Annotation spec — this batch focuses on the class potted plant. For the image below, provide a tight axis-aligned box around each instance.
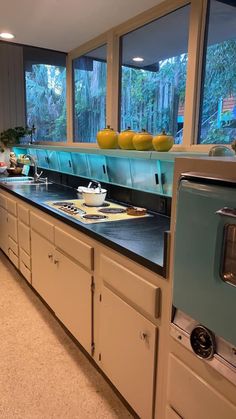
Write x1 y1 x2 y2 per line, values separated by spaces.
0 125 35 152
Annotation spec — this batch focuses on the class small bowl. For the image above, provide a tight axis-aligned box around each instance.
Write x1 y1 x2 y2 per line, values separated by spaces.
82 189 107 206
0 165 7 174
7 167 22 176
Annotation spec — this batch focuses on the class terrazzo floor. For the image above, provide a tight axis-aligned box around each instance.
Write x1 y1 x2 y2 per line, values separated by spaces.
0 251 133 419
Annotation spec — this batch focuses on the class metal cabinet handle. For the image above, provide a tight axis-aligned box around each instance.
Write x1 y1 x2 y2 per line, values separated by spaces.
216 207 236 218
139 332 148 341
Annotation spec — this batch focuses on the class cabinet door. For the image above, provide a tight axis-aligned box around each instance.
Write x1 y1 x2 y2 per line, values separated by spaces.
166 406 182 419
100 286 157 419
8 213 18 242
0 207 8 254
18 221 30 254
53 249 92 354
167 355 236 419
31 230 56 310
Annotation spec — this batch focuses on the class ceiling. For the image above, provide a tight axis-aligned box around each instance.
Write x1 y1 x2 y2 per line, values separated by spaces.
0 0 165 53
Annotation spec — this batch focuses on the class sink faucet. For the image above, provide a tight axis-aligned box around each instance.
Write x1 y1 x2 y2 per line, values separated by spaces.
23 154 43 182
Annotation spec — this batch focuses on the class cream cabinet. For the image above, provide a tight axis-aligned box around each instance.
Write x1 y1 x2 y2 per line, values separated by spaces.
31 230 56 309
31 228 93 354
167 355 236 419
97 253 161 419
0 193 19 267
0 190 167 419
53 248 92 353
100 286 157 419
0 205 8 254
166 406 182 419
18 204 31 282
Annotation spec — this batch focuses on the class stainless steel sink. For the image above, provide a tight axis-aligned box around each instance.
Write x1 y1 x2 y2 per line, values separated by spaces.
0 176 52 186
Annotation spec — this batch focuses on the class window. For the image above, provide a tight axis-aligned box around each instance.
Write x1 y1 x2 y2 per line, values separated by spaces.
198 0 236 144
24 47 67 142
120 5 190 144
73 45 107 142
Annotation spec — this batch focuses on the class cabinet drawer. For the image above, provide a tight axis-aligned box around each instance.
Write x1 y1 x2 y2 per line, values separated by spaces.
8 213 18 242
18 205 30 225
9 236 18 256
8 248 19 268
167 355 236 419
30 212 54 242
6 197 17 216
100 255 160 318
100 286 157 419
166 406 182 419
0 194 7 209
18 222 30 254
20 248 31 270
55 227 93 270
20 259 31 283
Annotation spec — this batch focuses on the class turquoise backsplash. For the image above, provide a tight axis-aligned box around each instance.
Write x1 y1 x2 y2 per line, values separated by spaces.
13 146 206 197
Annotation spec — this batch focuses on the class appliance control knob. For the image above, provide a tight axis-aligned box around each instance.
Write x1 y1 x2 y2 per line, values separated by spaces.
190 325 216 360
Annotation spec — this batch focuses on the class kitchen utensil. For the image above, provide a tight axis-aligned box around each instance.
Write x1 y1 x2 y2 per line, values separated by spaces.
77 181 107 206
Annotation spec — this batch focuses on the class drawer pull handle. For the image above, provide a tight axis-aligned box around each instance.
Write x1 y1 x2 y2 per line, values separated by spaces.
48 253 53 259
139 332 148 341
216 207 236 218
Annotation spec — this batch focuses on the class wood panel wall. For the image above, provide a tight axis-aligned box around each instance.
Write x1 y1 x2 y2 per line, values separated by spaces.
0 42 25 133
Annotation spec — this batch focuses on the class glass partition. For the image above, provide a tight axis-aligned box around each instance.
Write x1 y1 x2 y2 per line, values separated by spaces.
106 157 132 187
120 5 190 144
73 45 107 142
13 147 176 196
71 153 89 177
57 152 74 174
160 160 174 196
130 159 162 194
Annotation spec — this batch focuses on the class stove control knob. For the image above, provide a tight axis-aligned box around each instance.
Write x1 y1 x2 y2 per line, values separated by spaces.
190 325 216 360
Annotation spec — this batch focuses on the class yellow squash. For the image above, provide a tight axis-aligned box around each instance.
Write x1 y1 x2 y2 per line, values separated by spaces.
132 129 153 151
152 130 174 152
118 127 136 150
97 126 118 149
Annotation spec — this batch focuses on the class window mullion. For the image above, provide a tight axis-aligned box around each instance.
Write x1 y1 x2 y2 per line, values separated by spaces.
182 0 208 148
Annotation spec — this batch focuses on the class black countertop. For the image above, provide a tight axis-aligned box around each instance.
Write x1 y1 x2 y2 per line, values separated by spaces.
0 182 170 276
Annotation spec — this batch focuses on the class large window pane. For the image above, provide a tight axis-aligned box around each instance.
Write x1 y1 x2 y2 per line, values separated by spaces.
73 45 107 142
24 47 67 142
120 6 190 144
198 0 236 144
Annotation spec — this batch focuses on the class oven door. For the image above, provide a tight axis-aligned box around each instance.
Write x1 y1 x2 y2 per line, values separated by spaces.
173 174 236 346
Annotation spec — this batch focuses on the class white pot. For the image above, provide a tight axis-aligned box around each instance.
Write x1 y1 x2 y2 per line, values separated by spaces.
82 188 107 206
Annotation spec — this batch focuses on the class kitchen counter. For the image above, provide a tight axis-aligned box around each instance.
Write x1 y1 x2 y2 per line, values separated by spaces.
0 181 170 276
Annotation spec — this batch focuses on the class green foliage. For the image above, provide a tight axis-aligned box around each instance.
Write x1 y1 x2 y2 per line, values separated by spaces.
120 54 187 138
199 40 236 144
0 126 33 152
74 61 107 142
25 64 66 142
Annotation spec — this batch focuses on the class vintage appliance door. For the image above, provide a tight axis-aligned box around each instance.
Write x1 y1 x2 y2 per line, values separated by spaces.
173 174 236 346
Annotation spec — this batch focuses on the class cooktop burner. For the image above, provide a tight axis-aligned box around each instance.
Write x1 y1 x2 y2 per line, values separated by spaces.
82 202 110 208
45 199 149 224
83 214 107 220
98 207 126 214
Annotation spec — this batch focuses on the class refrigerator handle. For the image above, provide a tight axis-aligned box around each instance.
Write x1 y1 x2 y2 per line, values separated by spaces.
216 207 236 219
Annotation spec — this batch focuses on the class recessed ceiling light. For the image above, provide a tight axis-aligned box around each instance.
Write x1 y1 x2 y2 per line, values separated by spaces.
132 57 144 62
0 32 15 40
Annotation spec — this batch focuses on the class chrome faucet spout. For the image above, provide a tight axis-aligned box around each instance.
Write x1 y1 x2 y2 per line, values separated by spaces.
23 154 43 182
